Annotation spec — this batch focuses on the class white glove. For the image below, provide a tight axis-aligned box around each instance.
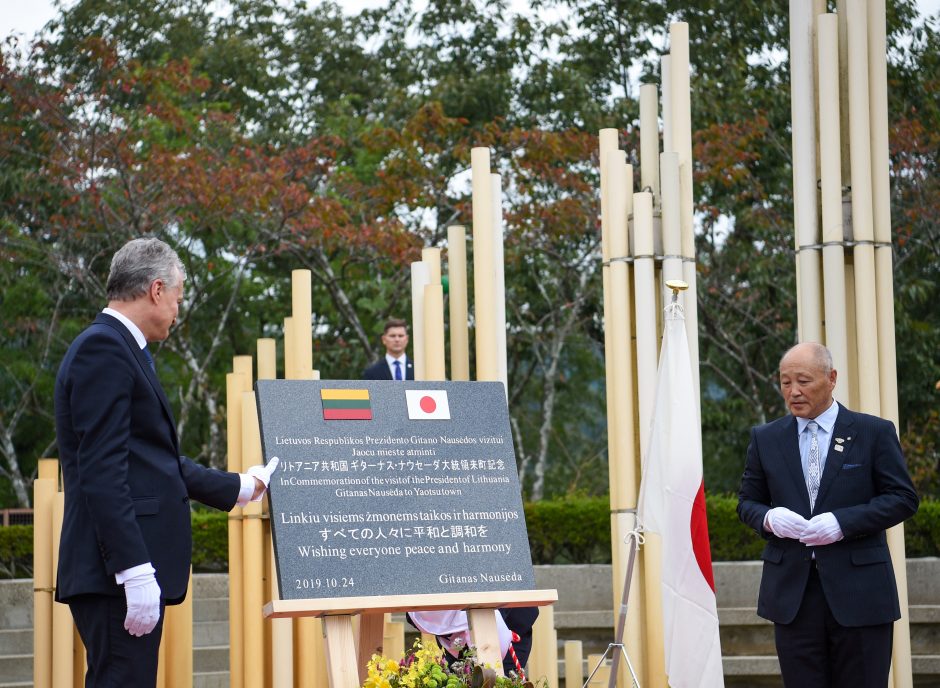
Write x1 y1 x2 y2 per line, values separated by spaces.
765 507 810 540
247 456 279 501
799 512 844 546
123 570 161 636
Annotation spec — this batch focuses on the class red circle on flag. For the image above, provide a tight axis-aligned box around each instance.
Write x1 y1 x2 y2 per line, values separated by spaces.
420 396 437 414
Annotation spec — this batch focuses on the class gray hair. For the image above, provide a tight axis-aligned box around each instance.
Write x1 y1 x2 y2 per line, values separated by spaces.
106 238 185 301
780 342 833 374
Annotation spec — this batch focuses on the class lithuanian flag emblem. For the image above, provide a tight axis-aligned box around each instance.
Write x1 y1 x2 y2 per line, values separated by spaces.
320 389 372 420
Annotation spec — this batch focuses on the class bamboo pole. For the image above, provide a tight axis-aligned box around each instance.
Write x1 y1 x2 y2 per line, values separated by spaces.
447 225 470 381
565 640 584 688
33 464 56 688
599 127 620 508
422 247 445 378
837 0 852 179
639 84 660 198
283 318 296 381
668 23 702 405
422 247 442 286
257 339 293 688
527 605 558 688
607 152 645 686
867 1 913 685
252 345 278 688
661 57 673 158
164 570 194 688
291 270 314 380
424 284 446 381
817 13 851 403
492 173 509 394
51 491 73 688
227 369 248 688
411 261 429 381
258 338 277 380
242 390 266 688
633 191 666 688
789 0 823 343
284 292 327 688
846 0 880 414
422 248 446 380
471 147 498 381
599 130 632 688
812 0 826 182
843 261 861 410
660 154 683 287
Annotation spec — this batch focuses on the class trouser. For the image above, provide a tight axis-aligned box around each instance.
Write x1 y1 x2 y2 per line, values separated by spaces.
68 593 165 688
775 565 893 688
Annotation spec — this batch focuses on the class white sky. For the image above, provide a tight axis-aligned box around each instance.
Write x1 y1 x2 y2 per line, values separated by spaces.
2 0 938 42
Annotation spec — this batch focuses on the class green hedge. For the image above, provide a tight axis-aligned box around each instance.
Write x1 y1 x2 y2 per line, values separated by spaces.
2 496 938 577
0 525 33 578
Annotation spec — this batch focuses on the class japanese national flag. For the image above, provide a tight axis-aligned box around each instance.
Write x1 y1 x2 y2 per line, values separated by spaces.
637 302 724 688
406 390 450 420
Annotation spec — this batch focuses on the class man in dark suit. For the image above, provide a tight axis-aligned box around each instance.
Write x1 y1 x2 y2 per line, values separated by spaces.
738 342 918 688
55 237 277 687
363 317 414 380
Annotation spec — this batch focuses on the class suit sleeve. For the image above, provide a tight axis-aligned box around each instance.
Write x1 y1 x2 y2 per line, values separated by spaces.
737 427 773 539
179 456 241 512
831 419 919 538
67 334 151 574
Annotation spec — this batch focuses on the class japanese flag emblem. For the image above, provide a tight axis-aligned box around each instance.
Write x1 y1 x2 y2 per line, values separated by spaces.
405 390 450 420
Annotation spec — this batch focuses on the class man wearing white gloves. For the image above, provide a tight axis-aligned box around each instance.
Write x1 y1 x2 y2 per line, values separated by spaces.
738 342 918 688
54 238 278 687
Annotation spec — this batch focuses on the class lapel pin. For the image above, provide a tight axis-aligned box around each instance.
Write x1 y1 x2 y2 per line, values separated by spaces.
835 438 844 444
834 445 844 452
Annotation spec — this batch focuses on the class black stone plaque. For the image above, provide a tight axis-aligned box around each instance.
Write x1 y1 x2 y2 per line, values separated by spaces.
255 380 536 600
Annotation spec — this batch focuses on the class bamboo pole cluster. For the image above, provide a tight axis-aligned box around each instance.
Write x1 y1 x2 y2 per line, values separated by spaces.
33 456 200 687
32 459 84 688
225 269 414 688
597 22 699 688
789 1 912 685
409 147 506 391
410 153 538 674
225 269 338 688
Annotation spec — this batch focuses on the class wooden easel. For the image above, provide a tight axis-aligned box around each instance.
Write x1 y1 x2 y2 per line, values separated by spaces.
264 589 558 688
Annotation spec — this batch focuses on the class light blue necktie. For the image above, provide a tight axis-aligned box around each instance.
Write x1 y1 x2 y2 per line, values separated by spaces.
393 360 403 380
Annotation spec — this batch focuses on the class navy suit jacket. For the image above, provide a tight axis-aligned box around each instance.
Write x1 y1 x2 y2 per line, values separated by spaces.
54 313 240 604
738 405 918 627
363 356 414 380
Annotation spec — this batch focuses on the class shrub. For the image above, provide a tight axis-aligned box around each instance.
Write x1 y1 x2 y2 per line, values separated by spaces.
1 496 936 578
0 525 33 578
191 510 229 572
524 496 612 564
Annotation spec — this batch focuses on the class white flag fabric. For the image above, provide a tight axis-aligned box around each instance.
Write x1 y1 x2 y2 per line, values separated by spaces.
406 389 451 420
637 303 724 687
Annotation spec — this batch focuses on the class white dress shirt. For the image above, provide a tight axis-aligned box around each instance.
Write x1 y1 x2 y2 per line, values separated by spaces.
796 399 840 483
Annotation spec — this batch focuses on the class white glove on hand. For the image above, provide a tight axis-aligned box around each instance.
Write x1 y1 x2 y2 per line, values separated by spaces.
247 456 279 501
765 507 810 540
799 512 844 546
123 570 161 636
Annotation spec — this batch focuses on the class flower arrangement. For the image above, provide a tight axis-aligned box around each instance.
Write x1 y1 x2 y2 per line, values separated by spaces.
363 639 539 688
